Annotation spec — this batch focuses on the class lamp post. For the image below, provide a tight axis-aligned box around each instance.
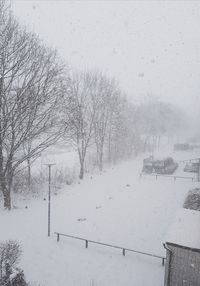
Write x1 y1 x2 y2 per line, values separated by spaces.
44 163 56 237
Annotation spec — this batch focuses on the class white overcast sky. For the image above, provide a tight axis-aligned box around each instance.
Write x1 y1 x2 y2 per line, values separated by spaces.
11 0 200 115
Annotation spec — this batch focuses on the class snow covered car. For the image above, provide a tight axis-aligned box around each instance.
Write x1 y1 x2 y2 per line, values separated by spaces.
142 157 154 173
184 162 199 173
142 157 178 174
153 157 178 174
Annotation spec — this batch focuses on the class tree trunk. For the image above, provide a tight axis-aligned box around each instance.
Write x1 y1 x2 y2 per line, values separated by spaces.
0 170 11 210
98 144 104 172
27 158 31 192
1 159 13 210
99 154 103 171
3 188 11 210
4 160 13 210
157 136 161 149
79 161 84 180
107 124 112 163
96 145 103 172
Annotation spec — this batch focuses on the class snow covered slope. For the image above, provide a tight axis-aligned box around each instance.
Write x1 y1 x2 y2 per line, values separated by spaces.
0 152 199 286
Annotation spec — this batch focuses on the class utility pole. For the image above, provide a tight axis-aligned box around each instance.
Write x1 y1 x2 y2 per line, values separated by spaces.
44 163 56 237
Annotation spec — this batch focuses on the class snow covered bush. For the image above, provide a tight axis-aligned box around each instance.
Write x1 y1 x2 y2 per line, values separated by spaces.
183 188 200 211
12 170 46 196
0 240 27 286
0 241 22 274
8 270 27 286
12 171 28 194
11 166 78 199
53 167 77 187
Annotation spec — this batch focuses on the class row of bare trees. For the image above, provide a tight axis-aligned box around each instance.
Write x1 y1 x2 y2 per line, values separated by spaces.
62 73 187 179
137 98 188 153
0 1 187 209
61 71 143 179
0 1 65 209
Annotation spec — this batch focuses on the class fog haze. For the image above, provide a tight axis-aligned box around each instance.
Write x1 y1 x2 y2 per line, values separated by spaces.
11 0 200 116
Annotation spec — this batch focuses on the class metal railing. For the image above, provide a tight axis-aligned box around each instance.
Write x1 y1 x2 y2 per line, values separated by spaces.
55 232 165 266
179 158 200 163
140 173 195 181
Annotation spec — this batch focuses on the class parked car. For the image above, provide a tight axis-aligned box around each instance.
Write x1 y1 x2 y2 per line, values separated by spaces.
142 156 178 175
142 157 154 174
184 162 199 173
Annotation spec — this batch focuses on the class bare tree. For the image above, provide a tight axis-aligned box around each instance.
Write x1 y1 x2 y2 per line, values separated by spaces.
63 71 99 179
104 93 142 164
137 98 187 153
63 71 141 175
92 75 119 171
106 92 127 164
0 2 65 209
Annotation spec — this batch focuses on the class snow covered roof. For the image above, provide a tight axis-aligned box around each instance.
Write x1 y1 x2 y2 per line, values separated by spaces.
165 208 200 250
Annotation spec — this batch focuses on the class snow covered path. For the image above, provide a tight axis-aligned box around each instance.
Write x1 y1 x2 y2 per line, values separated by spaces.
0 154 199 286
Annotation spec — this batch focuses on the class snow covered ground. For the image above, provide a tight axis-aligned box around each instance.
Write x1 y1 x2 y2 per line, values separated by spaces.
0 148 199 286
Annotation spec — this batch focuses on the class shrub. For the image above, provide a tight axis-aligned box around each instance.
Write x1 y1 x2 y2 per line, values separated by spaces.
12 166 78 198
12 170 46 195
10 270 28 286
53 167 77 186
183 188 200 211
0 240 28 286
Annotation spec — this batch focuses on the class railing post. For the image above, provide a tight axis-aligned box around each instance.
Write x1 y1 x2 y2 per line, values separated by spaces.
85 240 88 248
122 248 125 256
162 258 165 266
57 233 60 242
